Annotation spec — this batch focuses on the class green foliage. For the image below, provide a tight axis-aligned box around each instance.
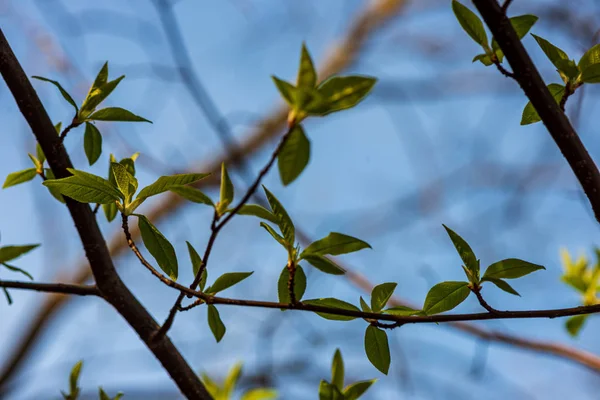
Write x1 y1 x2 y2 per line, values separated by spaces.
217 163 235 216
205 272 254 295
31 76 78 113
83 123 103 166
451 0 488 48
278 124 310 186
370 283 397 313
263 186 295 248
423 281 470 315
443 224 479 284
364 325 390 374
0 244 39 288
235 204 277 223
87 107 151 123
136 173 210 201
2 169 37 189
302 254 345 275
482 258 545 280
278 265 306 304
303 298 361 321
136 214 178 280
318 349 375 399
521 83 565 125
186 241 203 278
318 380 344 400
201 362 277 400
297 43 317 88
300 232 371 258
384 306 422 316
43 169 121 204
207 304 226 342
99 388 124 400
170 185 214 206
566 315 588 337
61 360 83 400
331 349 344 391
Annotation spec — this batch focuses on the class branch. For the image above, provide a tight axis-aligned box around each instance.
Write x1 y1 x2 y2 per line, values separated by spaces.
472 0 600 224
0 280 99 296
0 28 212 399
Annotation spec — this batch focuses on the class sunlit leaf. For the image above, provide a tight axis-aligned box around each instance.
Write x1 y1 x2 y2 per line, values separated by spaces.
482 258 545 280
87 107 151 123
451 0 488 47
423 281 470 315
307 76 377 116
137 173 210 200
521 83 565 125
206 272 253 295
2 169 37 189
301 232 370 257
371 282 397 313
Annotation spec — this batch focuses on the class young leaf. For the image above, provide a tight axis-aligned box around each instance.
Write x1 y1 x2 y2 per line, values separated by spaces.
186 241 203 277
263 186 295 246
331 349 345 390
484 277 521 296
44 171 121 204
521 83 565 125
581 64 600 83
364 325 390 375
442 224 478 282
565 315 588 337
207 304 226 342
69 360 83 398
137 215 178 280
3 169 37 189
278 124 310 186
218 163 234 214
240 388 278 400
491 15 538 52
451 0 488 48
137 173 210 200
319 380 344 400
43 169 65 203
359 296 372 313
384 306 422 316
278 265 307 304
36 142 46 165
235 204 277 223
103 202 118 222
206 272 253 294
307 76 377 116
83 122 102 166
170 185 214 206
260 222 287 248
271 76 298 107
28 153 42 171
87 107 151 123
370 282 397 313
472 53 493 66
343 379 377 400
301 232 370 257
578 44 600 72
303 298 360 321
79 75 125 118
223 362 243 396
111 162 133 200
531 34 569 70
297 43 317 88
0 244 39 263
31 76 78 113
423 281 470 315
2 263 34 280
302 254 345 275
482 258 545 280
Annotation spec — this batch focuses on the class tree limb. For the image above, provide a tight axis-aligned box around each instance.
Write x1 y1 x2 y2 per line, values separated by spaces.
0 280 99 296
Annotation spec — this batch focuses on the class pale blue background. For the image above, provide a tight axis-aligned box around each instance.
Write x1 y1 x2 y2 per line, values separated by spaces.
1 0 600 399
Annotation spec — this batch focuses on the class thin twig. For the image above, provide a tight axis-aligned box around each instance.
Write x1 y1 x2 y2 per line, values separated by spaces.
58 120 78 142
0 280 99 296
501 0 513 13
472 287 502 314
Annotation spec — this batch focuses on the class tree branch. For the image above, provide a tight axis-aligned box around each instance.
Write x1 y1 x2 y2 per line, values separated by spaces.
0 28 212 399
0 280 99 296
473 0 600 224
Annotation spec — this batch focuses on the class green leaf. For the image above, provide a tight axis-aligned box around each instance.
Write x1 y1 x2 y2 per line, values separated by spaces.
343 379 377 400
303 298 360 321
200 373 220 397
364 325 390 375
83 122 102 166
31 76 78 113
491 15 538 52
423 281 470 315
272 76 297 107
301 232 370 257
532 34 569 70
218 163 234 215
28 153 42 171
137 173 210 200
442 224 479 282
331 349 344 390
87 107 151 123
484 277 521 296
2 263 34 280
186 241 203 278
3 169 37 189
278 124 310 186
482 258 545 280
79 75 125 118
566 315 588 337
103 202 118 222
43 169 65 203
99 388 110 400
278 265 307 303
55 121 63 135
207 304 226 342
241 388 278 400
224 362 242 396
235 204 277 223
578 44 600 72
521 83 565 125
170 185 214 206
206 272 253 295
297 43 317 88
451 0 488 48
359 296 372 313
137 214 178 280
581 64 600 83
260 222 287 248
307 76 377 116
36 142 46 165
319 380 344 400
111 162 134 200
384 306 422 316
69 360 83 397
371 282 397 313
263 186 295 246
472 53 493 66
44 170 121 204
302 254 345 275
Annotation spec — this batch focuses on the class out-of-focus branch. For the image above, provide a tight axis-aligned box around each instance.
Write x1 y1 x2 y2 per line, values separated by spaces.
0 0 409 388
